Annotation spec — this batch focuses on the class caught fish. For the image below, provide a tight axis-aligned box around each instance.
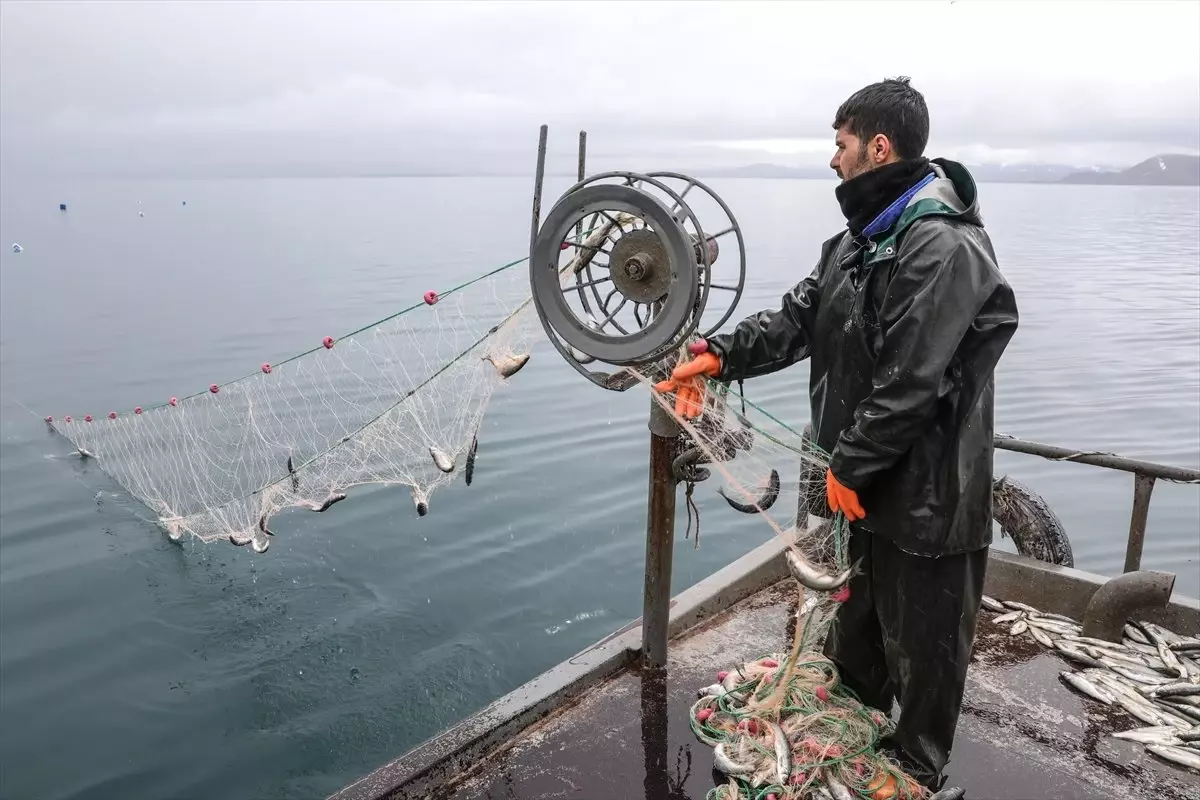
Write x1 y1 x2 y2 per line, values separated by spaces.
287 455 300 491
993 610 1025 625
824 772 855 800
258 514 274 537
1170 641 1200 654
785 549 854 592
484 353 530 379
717 469 780 514
1157 640 1189 680
1105 662 1172 686
464 434 479 486
697 683 725 698
1145 743 1200 771
1148 683 1200 699
229 530 253 547
429 446 455 473
1033 611 1079 624
1113 726 1183 744
76 446 97 459
1179 729 1200 743
767 721 790 786
1010 619 1029 636
301 493 346 512
413 489 429 517
929 789 966 800
1029 625 1054 649
981 595 1007 613
713 743 755 776
251 536 270 554
1002 600 1040 614
1056 646 1104 670
1060 671 1114 705
1126 624 1152 646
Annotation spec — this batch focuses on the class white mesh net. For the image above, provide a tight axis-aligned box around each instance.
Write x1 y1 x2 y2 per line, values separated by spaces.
49 263 542 552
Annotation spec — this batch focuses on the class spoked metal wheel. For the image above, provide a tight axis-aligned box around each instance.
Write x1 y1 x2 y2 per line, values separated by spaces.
530 171 746 388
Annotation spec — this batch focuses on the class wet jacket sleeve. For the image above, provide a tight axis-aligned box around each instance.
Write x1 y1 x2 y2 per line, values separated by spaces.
829 222 1018 490
705 263 823 382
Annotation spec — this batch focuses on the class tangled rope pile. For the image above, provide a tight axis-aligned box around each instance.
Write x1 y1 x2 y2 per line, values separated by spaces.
689 589 930 800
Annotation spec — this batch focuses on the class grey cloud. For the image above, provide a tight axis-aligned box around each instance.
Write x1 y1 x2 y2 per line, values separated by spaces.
2 0 1197 177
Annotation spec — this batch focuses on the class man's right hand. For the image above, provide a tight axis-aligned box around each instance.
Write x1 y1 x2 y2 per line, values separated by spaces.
653 347 721 419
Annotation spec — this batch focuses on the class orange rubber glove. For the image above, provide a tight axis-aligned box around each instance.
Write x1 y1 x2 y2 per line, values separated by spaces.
826 468 866 521
653 351 721 419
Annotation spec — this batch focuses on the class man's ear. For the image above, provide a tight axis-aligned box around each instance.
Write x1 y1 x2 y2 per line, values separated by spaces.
870 133 893 165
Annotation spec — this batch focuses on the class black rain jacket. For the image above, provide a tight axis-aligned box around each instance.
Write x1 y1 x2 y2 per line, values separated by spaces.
707 159 1019 556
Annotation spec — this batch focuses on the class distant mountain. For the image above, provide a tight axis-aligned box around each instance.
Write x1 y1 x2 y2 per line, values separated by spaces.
1060 154 1200 186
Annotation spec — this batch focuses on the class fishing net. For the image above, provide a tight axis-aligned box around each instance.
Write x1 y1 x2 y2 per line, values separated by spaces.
45 256 550 551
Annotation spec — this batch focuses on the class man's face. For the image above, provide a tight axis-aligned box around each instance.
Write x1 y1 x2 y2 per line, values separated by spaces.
830 124 872 182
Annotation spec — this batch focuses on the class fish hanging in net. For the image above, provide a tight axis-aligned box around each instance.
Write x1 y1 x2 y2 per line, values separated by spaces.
43 252 584 552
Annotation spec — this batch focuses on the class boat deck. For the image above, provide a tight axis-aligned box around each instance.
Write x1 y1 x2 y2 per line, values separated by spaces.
445 579 1199 800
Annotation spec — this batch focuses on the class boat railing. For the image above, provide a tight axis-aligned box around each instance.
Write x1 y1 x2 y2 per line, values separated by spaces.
993 435 1200 573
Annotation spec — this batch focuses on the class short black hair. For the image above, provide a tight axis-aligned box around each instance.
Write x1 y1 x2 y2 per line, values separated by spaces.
832 77 929 160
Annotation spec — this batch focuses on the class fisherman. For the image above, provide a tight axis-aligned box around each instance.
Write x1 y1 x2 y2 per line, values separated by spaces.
655 77 1019 792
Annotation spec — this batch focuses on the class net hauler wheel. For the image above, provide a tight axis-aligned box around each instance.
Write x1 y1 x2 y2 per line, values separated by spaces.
528 156 746 391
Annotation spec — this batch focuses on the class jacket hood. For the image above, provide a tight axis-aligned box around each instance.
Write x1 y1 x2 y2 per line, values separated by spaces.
894 158 982 232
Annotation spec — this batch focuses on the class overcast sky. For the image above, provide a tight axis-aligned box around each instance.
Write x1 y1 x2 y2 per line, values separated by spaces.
2 0 1198 177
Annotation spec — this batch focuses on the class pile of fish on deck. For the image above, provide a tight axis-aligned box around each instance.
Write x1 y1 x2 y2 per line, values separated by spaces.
979 595 1200 773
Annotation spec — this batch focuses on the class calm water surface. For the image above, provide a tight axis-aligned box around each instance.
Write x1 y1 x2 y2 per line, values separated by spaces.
1 176 1197 800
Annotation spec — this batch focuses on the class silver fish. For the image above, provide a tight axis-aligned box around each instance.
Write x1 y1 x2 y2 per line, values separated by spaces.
1056 646 1104 670
429 447 455 473
1010 619 1029 636
785 549 854 591
1029 617 1079 634
1125 624 1152 645
1145 743 1200 771
1029 625 1054 648
767 721 790 786
697 683 724 698
1032 611 1079 624
1146 623 1184 646
464 434 479 486
993 610 1025 625
1066 635 1134 651
251 535 270 554
1114 693 1166 726
929 789 966 800
1060 671 1114 705
1180 729 1200 742
1148 682 1200 699
713 743 756 776
1158 640 1188 680
1161 701 1200 723
824 772 855 800
1002 600 1040 613
1112 726 1183 744
484 353 530 379
980 595 1007 613
1169 641 1200 654
1105 662 1172 686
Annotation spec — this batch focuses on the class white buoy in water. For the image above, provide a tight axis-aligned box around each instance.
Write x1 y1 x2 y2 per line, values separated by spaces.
138 211 144 217
11 243 21 253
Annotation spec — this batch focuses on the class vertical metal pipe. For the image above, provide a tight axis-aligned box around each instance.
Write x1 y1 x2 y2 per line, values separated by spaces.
575 130 587 245
642 397 679 668
1123 473 1157 573
529 124 548 260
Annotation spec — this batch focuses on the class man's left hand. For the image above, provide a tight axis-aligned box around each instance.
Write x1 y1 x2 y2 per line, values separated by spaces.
826 468 866 521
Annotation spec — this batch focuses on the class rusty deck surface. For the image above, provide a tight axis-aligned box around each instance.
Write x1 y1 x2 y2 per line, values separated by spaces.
444 579 1199 800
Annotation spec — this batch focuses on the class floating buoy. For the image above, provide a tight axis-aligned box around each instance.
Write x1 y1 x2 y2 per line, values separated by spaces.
134 407 143 415
261 363 272 374
209 384 219 394
559 241 570 251
84 415 93 423
59 203 67 211
323 336 335 349
65 415 72 423
45 415 53 423
423 290 439 306
168 397 178 407
138 211 144 218
108 411 117 420
181 201 187 206
11 243 21 253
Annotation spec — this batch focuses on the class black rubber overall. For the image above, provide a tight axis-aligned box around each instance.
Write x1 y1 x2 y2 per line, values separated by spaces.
823 529 987 788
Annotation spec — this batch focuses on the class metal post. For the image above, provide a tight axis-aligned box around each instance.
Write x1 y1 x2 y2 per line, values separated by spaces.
1123 473 1157 573
575 131 587 245
529 124 548 260
642 397 679 668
